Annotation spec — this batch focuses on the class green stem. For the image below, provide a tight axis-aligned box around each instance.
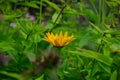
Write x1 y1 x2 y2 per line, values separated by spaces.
43 5 66 33
40 0 42 24
99 0 105 29
54 5 66 25
101 0 105 29
99 0 101 26
50 5 66 32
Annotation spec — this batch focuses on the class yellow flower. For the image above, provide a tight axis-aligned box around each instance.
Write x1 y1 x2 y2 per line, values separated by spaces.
43 31 75 47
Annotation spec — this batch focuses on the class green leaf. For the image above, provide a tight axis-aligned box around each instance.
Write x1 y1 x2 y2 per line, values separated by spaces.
69 49 112 66
52 12 62 24
3 15 16 20
103 45 111 56
35 25 47 33
43 0 60 11
64 6 78 15
106 1 119 8
35 74 44 80
0 71 23 80
89 22 103 34
78 33 91 47
103 30 120 35
0 42 15 53
98 62 111 73
110 70 117 80
31 33 41 43
18 1 39 8
84 9 99 22
20 30 27 39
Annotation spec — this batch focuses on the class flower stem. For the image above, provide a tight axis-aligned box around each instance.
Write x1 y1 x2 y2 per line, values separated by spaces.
40 0 42 24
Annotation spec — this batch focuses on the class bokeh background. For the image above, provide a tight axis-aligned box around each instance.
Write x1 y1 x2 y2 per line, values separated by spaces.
0 0 120 80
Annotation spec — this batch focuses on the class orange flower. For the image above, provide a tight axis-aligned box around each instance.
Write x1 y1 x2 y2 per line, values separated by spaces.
43 31 75 47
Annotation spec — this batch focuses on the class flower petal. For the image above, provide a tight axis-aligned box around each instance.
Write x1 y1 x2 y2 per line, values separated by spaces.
43 31 75 47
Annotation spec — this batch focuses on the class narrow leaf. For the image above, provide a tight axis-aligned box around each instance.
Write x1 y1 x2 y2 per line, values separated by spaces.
110 70 117 80
70 49 112 66
89 22 103 34
0 71 23 80
35 74 44 80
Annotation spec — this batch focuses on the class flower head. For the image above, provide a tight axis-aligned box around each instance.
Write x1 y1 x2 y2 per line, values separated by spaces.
10 23 17 28
43 31 75 47
24 13 35 22
24 13 31 18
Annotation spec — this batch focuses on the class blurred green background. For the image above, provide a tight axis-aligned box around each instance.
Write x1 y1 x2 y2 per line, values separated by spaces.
0 0 120 80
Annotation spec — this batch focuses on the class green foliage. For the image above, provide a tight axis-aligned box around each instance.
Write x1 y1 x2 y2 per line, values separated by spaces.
0 0 120 80
35 74 44 80
110 70 117 80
